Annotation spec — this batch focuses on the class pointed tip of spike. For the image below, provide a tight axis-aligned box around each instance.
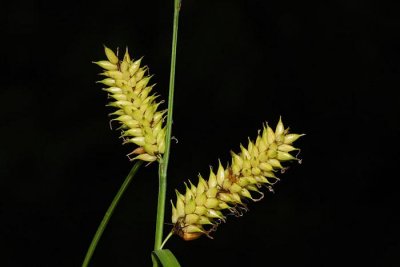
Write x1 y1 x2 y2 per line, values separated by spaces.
278 115 283 125
123 47 131 62
175 189 181 196
184 182 189 190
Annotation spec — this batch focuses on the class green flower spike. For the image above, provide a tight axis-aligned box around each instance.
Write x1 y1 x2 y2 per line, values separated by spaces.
171 117 304 240
94 46 167 162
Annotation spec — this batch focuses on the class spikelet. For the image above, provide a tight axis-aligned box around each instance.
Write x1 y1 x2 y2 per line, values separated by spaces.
171 117 304 240
94 46 166 162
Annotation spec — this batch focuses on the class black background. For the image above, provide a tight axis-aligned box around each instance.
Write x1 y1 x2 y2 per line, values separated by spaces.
2 0 400 266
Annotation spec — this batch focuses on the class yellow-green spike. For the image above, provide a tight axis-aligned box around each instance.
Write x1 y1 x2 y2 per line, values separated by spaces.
171 119 304 240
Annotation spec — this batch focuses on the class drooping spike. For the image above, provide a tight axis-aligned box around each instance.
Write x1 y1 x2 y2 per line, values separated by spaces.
94 46 166 163
171 118 304 240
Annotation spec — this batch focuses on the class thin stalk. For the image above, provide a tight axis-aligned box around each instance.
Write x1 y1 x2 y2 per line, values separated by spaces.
160 231 174 250
153 0 181 257
82 161 143 267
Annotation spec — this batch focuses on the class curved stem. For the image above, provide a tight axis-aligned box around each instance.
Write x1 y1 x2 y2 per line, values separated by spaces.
82 161 143 267
152 0 181 264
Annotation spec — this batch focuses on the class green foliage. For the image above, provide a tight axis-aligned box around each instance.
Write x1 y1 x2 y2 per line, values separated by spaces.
152 250 181 267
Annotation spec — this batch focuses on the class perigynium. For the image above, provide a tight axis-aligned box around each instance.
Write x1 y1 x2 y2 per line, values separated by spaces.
94 46 166 162
171 117 304 240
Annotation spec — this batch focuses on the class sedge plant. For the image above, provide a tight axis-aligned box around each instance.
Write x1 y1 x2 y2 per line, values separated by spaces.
83 0 304 266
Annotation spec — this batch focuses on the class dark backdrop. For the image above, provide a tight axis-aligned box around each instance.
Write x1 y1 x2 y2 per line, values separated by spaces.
2 0 400 266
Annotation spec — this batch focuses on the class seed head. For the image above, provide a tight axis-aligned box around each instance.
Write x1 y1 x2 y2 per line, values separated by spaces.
94 46 166 162
171 117 304 240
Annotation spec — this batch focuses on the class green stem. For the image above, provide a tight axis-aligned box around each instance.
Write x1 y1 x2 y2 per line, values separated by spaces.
82 161 143 267
153 0 181 259
160 231 174 250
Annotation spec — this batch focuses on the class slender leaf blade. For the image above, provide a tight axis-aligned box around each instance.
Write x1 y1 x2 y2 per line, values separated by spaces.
152 249 181 267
